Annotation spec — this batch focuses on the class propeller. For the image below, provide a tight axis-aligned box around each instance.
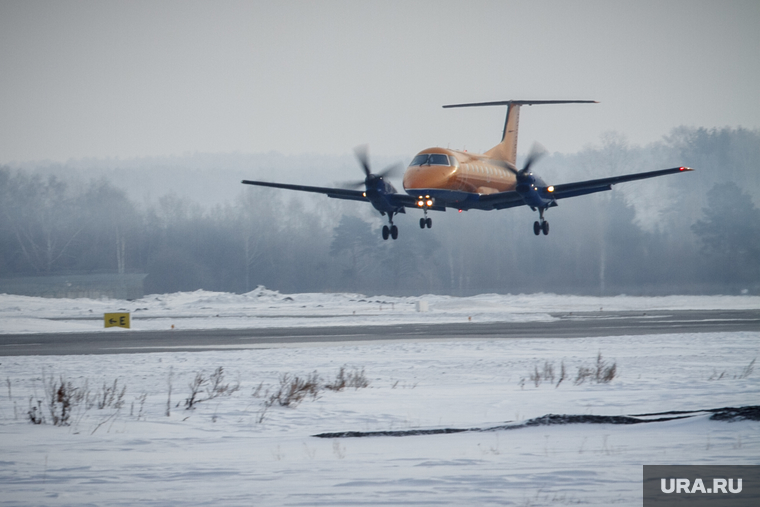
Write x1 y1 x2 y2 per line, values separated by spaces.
355 145 372 179
341 146 402 188
517 143 547 179
489 142 547 181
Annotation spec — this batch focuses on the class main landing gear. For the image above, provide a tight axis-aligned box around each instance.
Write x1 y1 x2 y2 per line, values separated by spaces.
533 208 549 236
382 214 398 240
382 224 398 240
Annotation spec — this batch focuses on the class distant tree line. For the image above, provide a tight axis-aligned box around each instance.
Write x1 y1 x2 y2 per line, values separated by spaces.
1 126 758 296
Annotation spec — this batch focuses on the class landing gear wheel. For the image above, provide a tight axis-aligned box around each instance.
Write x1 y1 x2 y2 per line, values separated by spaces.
541 221 549 235
533 221 541 236
426 217 432 228
419 218 426 229
390 225 398 240
382 225 390 240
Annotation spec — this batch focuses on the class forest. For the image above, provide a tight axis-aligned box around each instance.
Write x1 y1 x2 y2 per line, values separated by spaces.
1 126 759 296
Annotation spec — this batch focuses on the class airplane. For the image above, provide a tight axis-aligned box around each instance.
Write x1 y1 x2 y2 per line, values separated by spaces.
242 100 693 240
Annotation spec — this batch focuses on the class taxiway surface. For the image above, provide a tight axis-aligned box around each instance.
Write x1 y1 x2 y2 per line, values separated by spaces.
1 309 758 356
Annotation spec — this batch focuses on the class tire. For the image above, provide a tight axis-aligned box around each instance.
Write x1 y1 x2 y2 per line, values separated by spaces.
419 218 426 229
382 225 390 240
426 217 432 228
542 221 550 235
533 221 541 236
390 225 398 240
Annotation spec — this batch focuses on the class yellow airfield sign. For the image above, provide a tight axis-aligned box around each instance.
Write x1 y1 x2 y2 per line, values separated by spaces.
105 312 130 329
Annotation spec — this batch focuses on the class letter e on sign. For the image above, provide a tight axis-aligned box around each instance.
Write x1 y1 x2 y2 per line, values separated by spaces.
104 312 130 329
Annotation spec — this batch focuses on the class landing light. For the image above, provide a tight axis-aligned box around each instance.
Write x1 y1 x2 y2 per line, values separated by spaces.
416 195 434 208
547 186 555 193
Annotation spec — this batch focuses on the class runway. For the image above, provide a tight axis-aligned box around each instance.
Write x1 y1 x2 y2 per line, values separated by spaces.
1 309 758 356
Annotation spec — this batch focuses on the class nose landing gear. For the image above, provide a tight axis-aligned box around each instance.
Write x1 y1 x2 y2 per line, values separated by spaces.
419 211 432 229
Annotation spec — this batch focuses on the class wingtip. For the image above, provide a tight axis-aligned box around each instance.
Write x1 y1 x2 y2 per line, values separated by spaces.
679 166 695 172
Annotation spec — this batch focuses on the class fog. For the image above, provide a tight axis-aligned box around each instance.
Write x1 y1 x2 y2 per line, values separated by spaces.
1 126 758 297
1 2 759 163
2 2 758 296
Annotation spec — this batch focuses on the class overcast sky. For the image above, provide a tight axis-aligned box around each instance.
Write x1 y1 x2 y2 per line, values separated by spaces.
1 0 758 164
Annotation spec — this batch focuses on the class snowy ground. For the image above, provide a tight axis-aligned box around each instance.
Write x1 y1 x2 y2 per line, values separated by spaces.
0 290 758 506
2 286 759 334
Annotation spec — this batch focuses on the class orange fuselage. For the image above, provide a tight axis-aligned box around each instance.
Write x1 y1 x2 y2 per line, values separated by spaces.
403 148 518 195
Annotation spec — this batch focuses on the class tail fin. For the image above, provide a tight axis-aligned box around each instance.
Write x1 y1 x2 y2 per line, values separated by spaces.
443 100 598 165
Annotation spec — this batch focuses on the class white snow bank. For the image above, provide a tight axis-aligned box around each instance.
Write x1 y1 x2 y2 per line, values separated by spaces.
1 287 758 334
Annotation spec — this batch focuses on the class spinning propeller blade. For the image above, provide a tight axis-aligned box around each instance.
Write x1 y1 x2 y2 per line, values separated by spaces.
518 143 547 179
488 143 547 180
354 145 372 178
376 162 402 179
341 147 401 188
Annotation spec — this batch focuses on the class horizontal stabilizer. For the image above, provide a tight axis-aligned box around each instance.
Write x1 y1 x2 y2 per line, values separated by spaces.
443 100 598 166
443 100 598 109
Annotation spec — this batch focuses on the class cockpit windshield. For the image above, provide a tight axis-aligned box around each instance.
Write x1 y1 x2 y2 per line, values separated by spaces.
409 154 455 166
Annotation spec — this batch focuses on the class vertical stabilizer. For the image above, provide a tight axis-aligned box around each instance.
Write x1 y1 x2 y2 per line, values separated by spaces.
443 100 598 165
489 102 521 165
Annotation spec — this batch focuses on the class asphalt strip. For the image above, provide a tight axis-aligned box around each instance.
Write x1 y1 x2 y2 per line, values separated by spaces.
313 405 760 438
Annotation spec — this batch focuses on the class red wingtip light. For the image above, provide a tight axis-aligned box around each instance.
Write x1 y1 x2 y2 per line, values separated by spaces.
679 166 693 171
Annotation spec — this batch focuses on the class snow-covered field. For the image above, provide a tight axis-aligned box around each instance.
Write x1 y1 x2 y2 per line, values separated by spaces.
0 290 758 506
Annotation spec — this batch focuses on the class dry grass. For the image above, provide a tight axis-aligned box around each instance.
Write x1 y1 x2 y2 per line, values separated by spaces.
574 352 617 385
254 366 371 423
25 374 129 426
522 353 617 388
325 366 370 391
185 366 240 409
709 357 755 381
16 364 369 427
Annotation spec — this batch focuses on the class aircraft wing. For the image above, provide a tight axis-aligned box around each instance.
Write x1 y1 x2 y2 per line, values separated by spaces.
472 191 526 210
241 179 419 209
548 166 693 200
443 166 693 211
241 180 369 202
